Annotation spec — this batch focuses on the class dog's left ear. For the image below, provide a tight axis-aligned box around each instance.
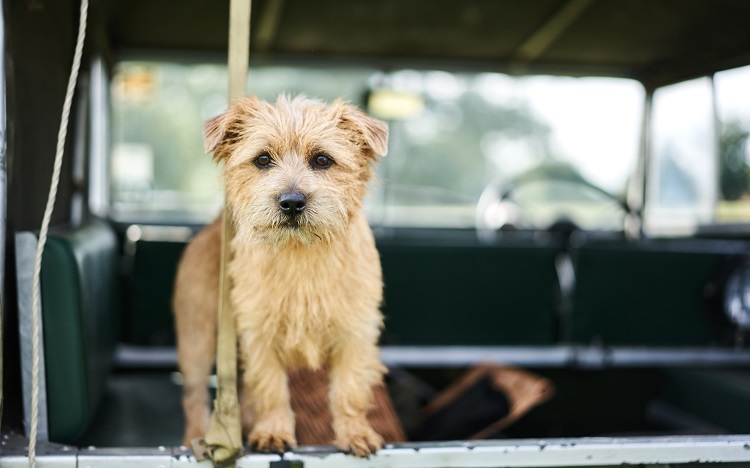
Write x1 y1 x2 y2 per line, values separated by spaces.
339 104 389 158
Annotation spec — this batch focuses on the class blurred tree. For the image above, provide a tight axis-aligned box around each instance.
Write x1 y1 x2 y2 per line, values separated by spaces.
388 89 553 204
719 120 750 201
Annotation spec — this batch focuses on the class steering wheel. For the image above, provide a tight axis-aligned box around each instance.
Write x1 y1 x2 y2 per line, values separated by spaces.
476 172 637 241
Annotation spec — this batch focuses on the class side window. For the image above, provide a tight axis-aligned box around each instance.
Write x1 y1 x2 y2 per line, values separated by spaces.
715 65 750 224
646 67 750 235
110 63 226 222
645 78 716 235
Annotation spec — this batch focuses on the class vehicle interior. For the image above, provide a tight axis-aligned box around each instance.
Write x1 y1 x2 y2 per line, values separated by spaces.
3 0 750 465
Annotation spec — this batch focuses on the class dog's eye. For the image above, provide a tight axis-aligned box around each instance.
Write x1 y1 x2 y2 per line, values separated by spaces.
312 153 333 169
254 153 272 168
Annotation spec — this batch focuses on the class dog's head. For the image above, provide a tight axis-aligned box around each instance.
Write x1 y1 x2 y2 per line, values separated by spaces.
204 95 388 247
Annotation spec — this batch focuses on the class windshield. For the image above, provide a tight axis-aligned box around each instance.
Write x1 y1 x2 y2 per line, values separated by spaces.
109 61 643 229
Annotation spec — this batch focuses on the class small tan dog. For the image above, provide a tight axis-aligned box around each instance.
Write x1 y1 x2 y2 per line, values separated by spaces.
173 95 389 456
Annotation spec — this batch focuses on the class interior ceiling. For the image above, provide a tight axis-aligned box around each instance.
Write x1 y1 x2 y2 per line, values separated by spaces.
99 0 750 87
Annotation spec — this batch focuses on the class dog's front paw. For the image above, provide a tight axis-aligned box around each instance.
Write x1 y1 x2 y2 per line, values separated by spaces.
336 424 383 457
248 429 296 454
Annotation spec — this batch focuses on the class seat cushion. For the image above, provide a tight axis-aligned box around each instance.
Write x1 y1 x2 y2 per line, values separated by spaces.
41 221 120 442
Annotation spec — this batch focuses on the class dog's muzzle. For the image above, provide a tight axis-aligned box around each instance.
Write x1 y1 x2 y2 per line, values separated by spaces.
278 191 307 218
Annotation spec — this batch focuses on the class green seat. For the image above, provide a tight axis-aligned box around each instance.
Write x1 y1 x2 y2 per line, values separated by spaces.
41 221 120 442
567 240 738 345
121 236 563 348
379 241 561 345
127 239 186 345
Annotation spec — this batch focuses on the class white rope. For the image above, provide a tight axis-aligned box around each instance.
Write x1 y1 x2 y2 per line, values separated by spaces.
28 0 88 466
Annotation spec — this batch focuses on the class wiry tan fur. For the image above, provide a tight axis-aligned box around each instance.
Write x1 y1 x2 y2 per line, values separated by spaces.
174 95 388 456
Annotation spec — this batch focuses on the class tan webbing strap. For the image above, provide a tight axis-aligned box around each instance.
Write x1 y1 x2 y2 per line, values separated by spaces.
227 0 252 105
200 210 243 467
200 0 251 466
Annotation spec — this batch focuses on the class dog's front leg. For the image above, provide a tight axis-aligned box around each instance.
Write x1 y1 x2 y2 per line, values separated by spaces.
241 338 296 453
329 336 386 456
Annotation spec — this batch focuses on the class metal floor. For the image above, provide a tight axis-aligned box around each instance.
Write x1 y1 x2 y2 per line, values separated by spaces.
77 370 185 447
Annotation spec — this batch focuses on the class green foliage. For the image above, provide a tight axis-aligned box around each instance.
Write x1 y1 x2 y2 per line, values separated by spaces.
387 89 552 204
719 120 750 201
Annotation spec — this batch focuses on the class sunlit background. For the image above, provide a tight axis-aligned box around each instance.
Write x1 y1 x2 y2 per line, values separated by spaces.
109 61 750 234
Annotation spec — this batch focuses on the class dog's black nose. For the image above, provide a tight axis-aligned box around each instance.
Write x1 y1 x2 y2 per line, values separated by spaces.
278 192 307 216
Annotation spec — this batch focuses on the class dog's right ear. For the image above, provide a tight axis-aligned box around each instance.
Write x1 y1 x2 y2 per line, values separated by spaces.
204 97 264 158
203 112 227 155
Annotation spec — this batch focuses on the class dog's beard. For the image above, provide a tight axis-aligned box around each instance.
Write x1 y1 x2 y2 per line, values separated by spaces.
233 195 350 248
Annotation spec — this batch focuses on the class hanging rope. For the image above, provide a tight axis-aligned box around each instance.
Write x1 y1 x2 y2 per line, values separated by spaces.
28 0 88 466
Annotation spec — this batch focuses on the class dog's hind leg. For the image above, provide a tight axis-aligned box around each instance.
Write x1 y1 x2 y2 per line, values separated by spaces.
173 220 221 446
177 338 215 446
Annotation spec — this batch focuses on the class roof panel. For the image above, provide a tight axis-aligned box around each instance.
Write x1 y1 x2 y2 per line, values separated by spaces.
102 0 750 84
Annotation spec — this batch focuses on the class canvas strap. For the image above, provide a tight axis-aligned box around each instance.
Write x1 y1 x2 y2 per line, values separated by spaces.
198 210 243 467
197 0 251 466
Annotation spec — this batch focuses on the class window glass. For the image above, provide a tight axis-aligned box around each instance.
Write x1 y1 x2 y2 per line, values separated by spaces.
109 61 643 230
373 72 642 229
110 62 374 222
715 65 750 224
646 78 716 235
111 63 222 222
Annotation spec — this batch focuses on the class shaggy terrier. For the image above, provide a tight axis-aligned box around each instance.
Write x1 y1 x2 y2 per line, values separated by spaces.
174 95 388 456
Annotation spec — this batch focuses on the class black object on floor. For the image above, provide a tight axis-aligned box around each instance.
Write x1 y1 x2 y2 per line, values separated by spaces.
413 375 510 441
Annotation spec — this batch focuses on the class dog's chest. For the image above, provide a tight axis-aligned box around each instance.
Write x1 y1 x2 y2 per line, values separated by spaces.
230 242 378 368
